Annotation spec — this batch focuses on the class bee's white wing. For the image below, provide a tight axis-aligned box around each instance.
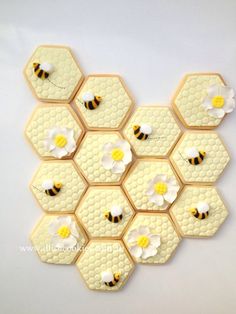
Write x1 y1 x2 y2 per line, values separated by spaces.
42 179 54 190
101 271 113 283
197 202 209 214
110 206 123 216
185 147 199 158
140 124 152 135
40 62 54 73
82 91 94 102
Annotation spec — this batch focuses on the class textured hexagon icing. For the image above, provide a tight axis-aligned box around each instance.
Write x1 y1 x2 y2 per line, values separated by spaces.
173 74 225 128
31 215 87 264
31 161 87 213
123 160 182 210
76 187 135 238
76 240 134 291
170 131 230 183
123 106 181 157
24 46 83 102
25 104 84 159
75 75 133 129
123 213 181 264
74 132 130 184
170 186 228 237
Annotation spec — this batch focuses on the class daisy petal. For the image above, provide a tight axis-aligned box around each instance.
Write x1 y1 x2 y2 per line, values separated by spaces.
224 98 235 113
208 108 225 118
202 98 213 110
103 143 114 153
149 194 164 206
129 245 142 258
150 234 161 248
127 229 140 243
142 245 157 259
101 155 114 170
164 191 177 203
123 150 132 165
112 161 126 174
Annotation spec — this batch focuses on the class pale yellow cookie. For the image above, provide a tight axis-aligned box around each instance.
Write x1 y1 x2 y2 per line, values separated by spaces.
30 160 87 213
170 186 228 238
173 73 226 129
123 106 182 157
30 214 88 264
123 159 182 211
76 186 135 238
123 213 181 264
170 131 230 184
74 75 133 130
74 132 133 185
24 45 84 103
25 103 84 160
76 240 135 291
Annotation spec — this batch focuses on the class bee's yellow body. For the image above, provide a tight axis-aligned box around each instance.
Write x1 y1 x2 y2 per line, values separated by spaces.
42 179 62 197
33 63 49 80
190 207 209 219
133 125 149 141
188 150 206 165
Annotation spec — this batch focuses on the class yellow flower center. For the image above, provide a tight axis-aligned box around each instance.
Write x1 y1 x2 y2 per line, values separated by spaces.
57 225 71 238
212 95 225 108
111 148 124 161
137 235 150 248
154 182 168 195
54 134 67 148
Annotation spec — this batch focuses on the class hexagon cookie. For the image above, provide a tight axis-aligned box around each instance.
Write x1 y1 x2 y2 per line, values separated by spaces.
30 161 87 213
123 106 181 157
74 75 133 130
173 73 228 128
170 186 228 238
25 104 84 159
31 214 88 264
123 159 182 211
123 213 181 264
170 131 230 184
76 240 134 291
74 132 133 185
76 187 135 238
24 45 84 103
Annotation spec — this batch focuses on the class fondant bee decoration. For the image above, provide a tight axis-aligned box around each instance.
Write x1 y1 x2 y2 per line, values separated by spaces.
101 271 121 287
32 62 65 89
42 179 62 196
104 205 123 223
81 91 102 110
185 147 206 165
133 124 152 141
189 201 209 220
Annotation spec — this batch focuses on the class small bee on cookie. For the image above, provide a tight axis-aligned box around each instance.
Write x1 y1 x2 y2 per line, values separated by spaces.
185 147 206 165
81 91 102 110
33 62 65 89
101 271 121 287
42 179 62 196
133 124 153 141
189 201 209 220
104 205 123 223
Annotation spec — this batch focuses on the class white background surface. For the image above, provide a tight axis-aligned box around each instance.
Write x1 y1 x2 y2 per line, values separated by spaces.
1 0 236 313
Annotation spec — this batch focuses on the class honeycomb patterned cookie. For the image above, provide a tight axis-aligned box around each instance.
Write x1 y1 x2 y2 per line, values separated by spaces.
24 45 84 103
31 214 88 264
123 159 182 211
123 106 181 157
170 186 228 238
76 240 134 291
74 75 133 129
173 73 225 128
76 187 135 238
25 104 84 159
170 131 230 184
123 213 181 264
30 161 87 213
74 132 132 184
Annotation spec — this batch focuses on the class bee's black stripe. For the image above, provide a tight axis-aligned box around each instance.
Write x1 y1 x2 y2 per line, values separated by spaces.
38 69 44 78
114 216 119 223
193 157 200 165
134 127 140 135
199 152 205 160
89 101 96 110
94 97 100 106
34 64 40 71
137 132 144 140
44 72 49 79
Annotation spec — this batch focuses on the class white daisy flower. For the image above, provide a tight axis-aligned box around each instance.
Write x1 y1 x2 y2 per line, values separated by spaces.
127 226 161 259
45 127 76 158
48 216 79 249
101 139 132 174
146 174 180 207
202 84 235 118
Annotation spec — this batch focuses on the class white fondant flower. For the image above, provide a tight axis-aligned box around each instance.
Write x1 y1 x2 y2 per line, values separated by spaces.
45 127 76 158
48 216 79 249
146 174 180 207
127 226 161 259
202 84 235 118
101 140 132 174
